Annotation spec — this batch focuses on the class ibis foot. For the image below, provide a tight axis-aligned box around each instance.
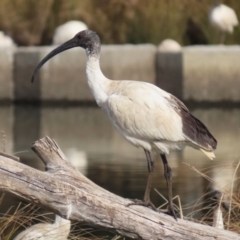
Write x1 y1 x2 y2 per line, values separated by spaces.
128 199 178 220
127 199 157 211
158 206 178 221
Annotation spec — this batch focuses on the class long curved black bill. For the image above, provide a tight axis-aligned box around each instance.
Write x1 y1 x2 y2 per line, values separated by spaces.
31 38 78 82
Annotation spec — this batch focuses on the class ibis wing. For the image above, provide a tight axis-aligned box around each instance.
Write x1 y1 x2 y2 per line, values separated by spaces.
106 80 216 152
168 95 217 151
106 92 185 143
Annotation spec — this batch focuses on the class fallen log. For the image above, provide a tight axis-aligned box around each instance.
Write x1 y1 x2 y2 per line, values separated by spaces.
0 136 239 240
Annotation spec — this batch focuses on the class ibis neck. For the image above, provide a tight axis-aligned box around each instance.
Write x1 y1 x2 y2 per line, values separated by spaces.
86 55 110 107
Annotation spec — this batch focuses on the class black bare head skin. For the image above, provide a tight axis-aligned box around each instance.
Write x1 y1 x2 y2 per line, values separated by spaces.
31 30 101 83
75 30 101 56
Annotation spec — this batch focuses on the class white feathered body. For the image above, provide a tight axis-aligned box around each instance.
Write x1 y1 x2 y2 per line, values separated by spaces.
86 57 216 158
209 3 238 33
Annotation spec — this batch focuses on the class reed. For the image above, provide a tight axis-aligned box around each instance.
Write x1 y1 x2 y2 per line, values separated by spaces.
0 0 239 46
183 160 240 233
0 195 112 239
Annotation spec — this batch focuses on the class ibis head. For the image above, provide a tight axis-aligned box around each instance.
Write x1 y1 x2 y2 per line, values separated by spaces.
31 30 100 83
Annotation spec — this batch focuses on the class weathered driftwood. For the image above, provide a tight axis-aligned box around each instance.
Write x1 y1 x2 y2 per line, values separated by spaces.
0 136 239 240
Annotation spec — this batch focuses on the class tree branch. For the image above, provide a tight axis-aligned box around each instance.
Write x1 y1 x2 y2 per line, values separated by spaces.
0 136 238 240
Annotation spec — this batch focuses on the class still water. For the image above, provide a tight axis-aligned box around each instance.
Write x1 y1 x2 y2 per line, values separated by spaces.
0 104 240 219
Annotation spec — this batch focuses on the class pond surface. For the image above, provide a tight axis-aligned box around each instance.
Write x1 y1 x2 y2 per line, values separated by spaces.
0 103 240 220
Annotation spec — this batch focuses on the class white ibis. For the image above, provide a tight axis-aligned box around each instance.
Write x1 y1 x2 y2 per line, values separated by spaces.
158 39 181 52
209 3 238 43
53 20 88 45
0 31 15 47
31 30 217 220
13 215 71 240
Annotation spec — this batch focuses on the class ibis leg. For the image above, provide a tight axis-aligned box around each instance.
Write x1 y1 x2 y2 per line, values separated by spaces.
160 153 177 220
220 31 226 44
128 150 156 210
143 150 155 208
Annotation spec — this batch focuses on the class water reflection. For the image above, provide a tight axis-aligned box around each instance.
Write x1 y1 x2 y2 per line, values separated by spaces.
14 104 44 170
65 148 88 175
0 105 13 153
0 104 240 219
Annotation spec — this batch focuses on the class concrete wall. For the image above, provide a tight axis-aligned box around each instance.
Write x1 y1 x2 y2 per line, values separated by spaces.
14 48 41 101
14 44 156 102
0 46 15 101
2 44 240 102
183 46 240 101
156 52 183 100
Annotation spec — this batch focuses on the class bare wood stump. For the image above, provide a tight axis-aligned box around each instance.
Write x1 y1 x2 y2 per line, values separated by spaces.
0 136 239 240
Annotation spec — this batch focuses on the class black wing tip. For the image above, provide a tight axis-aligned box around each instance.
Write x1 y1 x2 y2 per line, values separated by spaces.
181 111 217 151
170 96 217 150
211 137 217 150
212 135 217 145
206 137 217 151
